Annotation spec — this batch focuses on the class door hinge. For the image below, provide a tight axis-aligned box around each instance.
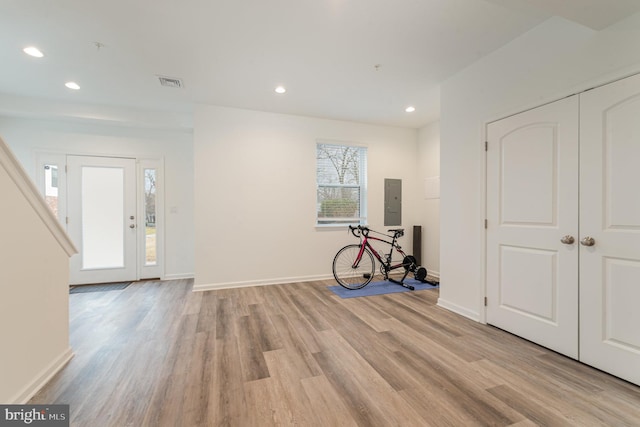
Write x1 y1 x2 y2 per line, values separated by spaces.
65 164 68 173
485 141 488 151
66 216 69 224
484 297 488 306
484 219 488 229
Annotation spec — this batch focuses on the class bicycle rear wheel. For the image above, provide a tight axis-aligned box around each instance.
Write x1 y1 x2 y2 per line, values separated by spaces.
332 244 375 290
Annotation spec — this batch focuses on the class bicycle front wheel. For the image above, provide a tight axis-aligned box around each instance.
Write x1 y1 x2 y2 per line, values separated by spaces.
332 244 375 290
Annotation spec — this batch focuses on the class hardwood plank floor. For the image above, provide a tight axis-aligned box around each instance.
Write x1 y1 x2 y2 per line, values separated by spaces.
30 279 640 426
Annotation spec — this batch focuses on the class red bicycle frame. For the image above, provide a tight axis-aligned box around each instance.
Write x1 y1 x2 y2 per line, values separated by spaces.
352 227 408 274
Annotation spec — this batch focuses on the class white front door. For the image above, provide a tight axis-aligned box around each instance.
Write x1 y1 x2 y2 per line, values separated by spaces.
67 156 137 285
486 96 579 358
579 74 640 385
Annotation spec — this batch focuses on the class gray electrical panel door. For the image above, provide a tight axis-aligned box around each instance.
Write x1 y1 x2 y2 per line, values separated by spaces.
384 178 402 226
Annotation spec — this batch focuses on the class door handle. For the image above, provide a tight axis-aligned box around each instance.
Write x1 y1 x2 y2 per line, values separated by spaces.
560 235 575 244
129 224 136 229
580 236 595 247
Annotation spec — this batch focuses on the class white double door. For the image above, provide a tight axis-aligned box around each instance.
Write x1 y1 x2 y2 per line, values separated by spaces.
487 73 640 386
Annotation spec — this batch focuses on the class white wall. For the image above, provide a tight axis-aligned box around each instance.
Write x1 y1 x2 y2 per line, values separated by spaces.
0 139 73 403
194 105 420 289
0 115 195 279
439 14 640 320
417 121 440 276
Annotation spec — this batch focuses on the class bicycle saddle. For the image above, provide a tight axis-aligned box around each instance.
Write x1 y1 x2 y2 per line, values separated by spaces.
388 228 404 237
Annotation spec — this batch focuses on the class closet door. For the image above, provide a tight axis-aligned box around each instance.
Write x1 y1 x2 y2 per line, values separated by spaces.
580 74 640 386
486 96 579 358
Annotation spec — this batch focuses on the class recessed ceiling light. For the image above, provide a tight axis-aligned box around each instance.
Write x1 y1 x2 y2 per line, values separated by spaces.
23 46 44 58
275 86 286 94
405 106 416 113
65 81 80 90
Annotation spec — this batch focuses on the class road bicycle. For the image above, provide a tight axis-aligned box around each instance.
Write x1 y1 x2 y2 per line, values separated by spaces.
332 225 427 290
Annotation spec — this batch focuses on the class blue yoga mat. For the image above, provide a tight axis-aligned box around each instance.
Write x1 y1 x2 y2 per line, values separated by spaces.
328 278 439 298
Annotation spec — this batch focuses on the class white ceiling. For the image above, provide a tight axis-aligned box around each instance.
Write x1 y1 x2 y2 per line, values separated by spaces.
1 0 639 129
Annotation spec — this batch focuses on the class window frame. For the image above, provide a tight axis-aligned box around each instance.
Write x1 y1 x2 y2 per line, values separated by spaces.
315 140 368 227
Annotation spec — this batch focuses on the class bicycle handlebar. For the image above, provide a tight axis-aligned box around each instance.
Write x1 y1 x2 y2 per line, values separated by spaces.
348 225 369 237
349 225 403 239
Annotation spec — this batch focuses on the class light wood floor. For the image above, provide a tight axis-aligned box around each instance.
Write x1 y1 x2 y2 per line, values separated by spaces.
31 279 640 426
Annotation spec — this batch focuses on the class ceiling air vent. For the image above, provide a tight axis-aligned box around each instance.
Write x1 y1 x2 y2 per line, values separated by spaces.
157 76 184 88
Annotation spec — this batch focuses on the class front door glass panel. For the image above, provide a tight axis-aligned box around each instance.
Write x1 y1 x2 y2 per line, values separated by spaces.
81 166 124 269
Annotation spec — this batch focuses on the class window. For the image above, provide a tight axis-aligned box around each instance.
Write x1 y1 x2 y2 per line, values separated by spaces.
316 142 367 225
36 153 66 225
137 158 163 280
144 168 157 266
43 164 59 218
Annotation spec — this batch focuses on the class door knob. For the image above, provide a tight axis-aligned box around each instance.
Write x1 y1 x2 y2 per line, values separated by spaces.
129 224 136 229
560 235 575 245
580 236 595 247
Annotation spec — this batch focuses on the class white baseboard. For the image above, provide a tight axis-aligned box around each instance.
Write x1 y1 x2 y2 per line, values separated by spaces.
427 269 440 278
193 273 334 292
163 273 194 280
10 347 74 404
437 298 480 322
